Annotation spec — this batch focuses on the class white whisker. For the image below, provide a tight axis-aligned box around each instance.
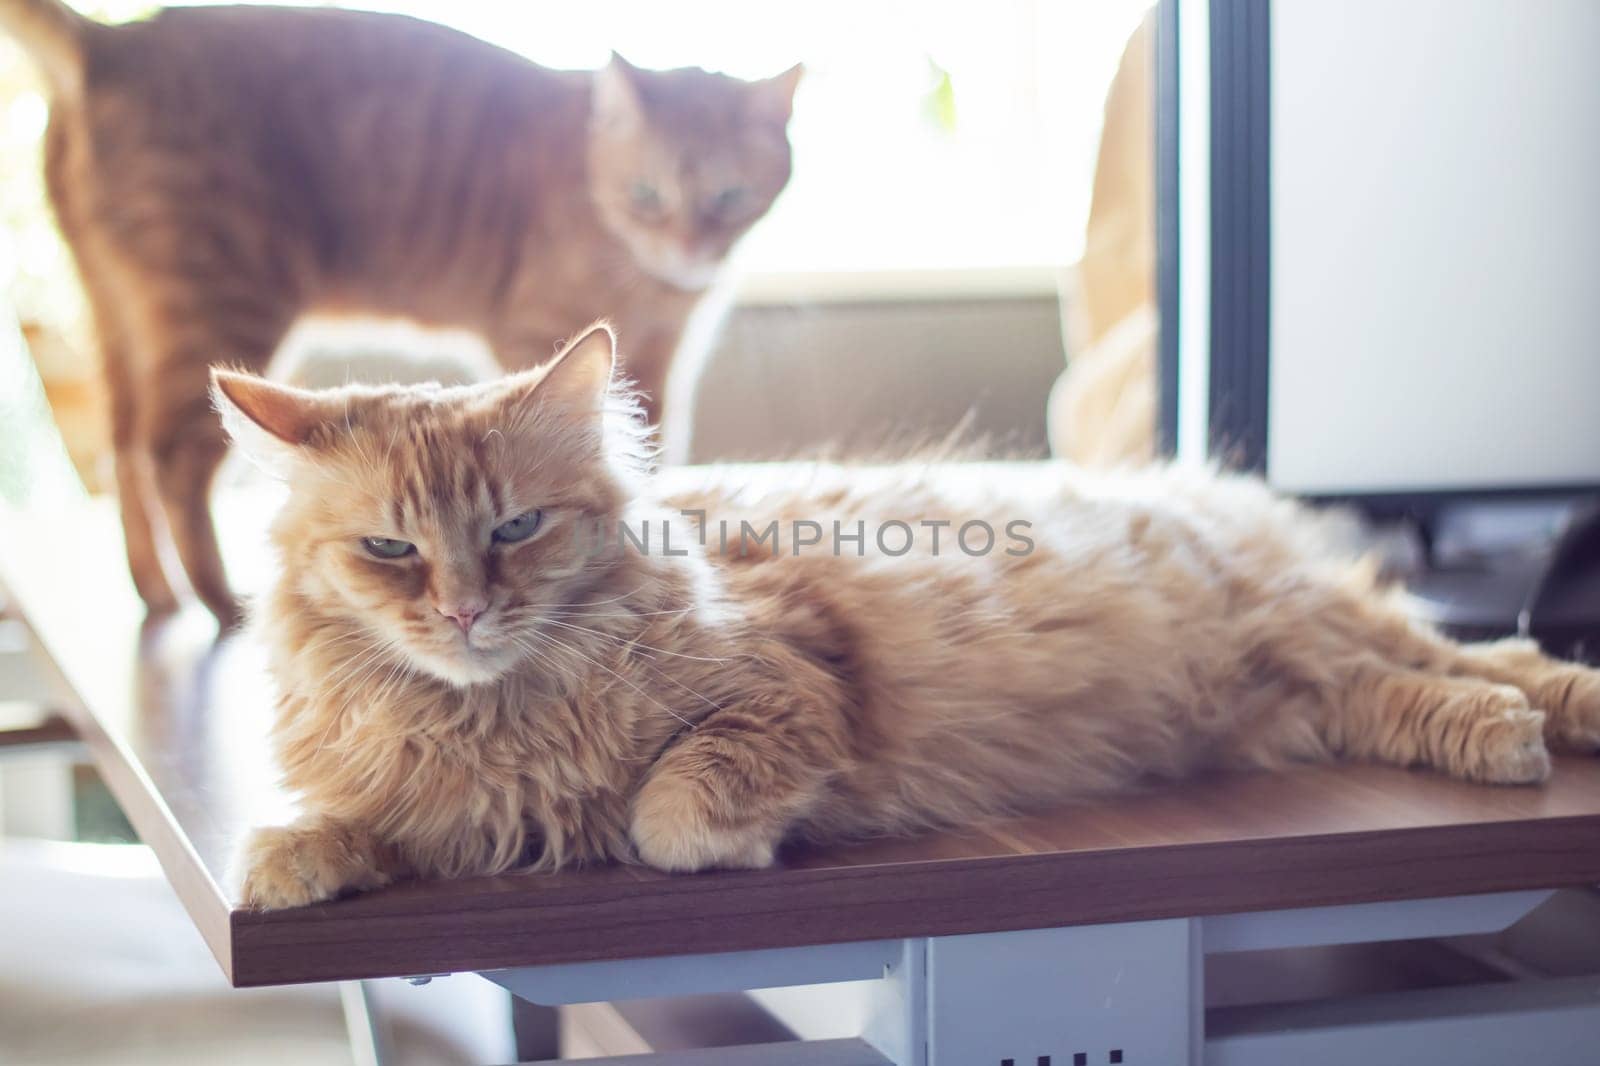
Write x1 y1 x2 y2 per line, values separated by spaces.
539 616 730 664
526 629 697 731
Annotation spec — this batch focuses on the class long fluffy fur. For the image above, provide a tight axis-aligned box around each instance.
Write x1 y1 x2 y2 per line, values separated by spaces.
218 335 1600 909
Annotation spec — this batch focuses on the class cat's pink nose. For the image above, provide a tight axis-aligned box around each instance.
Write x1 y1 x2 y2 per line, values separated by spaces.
437 602 485 635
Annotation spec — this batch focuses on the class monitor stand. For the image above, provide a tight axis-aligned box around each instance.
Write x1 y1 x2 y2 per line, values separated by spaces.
1403 498 1600 661
1526 501 1600 661
1407 553 1544 642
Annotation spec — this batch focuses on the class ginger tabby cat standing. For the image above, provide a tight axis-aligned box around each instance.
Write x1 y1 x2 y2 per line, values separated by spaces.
210 325 1600 910
0 0 799 628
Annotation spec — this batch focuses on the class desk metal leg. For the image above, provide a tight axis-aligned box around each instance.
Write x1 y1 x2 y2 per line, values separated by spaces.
340 980 389 1066
912 919 1200 1066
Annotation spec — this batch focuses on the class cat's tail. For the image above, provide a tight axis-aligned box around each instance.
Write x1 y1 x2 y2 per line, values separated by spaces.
0 0 90 95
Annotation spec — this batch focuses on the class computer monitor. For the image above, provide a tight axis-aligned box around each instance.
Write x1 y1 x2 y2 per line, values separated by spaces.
1162 0 1600 504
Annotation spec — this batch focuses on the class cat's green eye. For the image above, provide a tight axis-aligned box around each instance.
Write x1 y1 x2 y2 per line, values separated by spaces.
493 510 543 544
361 536 415 559
630 180 663 215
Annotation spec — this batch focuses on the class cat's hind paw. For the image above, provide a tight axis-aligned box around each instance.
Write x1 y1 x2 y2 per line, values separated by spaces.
237 819 391 910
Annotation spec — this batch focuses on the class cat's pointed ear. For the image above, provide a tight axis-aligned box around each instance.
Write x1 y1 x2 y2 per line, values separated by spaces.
212 369 340 473
211 369 336 444
608 50 647 84
497 324 616 428
752 63 803 125
594 53 647 131
534 324 616 415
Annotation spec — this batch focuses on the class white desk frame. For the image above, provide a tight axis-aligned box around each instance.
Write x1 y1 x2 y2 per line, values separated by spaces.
467 888 1599 1066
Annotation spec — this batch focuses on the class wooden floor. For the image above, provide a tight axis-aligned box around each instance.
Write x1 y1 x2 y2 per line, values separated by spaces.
5 494 1600 988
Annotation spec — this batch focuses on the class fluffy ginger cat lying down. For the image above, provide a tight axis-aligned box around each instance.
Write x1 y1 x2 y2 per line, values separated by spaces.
213 326 1600 910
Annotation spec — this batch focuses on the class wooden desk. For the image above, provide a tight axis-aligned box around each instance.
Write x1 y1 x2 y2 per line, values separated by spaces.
4 493 1600 1065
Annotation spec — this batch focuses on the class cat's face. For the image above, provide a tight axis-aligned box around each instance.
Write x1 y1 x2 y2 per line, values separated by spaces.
587 56 801 291
214 327 641 688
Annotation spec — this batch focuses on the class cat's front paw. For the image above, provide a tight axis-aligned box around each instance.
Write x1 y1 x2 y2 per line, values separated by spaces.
238 819 391 910
629 777 780 874
1470 703 1552 785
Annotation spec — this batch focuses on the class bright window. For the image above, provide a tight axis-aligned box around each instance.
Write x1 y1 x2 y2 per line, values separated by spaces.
228 0 1153 274
3 0 1153 338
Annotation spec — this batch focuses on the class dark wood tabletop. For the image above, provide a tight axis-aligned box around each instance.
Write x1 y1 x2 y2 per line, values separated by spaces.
4 492 1600 989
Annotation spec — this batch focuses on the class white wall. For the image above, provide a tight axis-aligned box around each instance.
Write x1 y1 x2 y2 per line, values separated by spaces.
685 296 1065 463
1269 0 1600 495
